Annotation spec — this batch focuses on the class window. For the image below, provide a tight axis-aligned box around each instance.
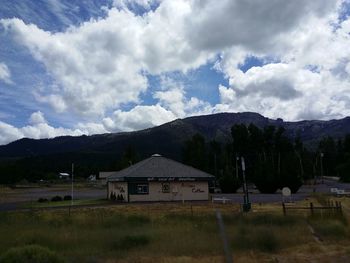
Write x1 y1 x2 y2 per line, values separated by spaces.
137 184 149 194
162 183 170 193
129 182 149 194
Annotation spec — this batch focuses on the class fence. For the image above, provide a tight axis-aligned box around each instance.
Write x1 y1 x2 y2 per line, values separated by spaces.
282 201 342 216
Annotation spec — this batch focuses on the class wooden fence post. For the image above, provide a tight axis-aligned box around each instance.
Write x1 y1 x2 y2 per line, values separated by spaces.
282 202 286 216
310 202 314 216
337 201 342 214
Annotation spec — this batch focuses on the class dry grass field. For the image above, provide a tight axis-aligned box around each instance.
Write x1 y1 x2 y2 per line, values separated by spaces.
0 195 349 262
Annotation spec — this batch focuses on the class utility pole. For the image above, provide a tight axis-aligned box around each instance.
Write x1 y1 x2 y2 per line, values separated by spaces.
71 163 74 206
314 154 319 190
235 155 239 179
320 152 324 184
214 153 217 178
241 157 251 212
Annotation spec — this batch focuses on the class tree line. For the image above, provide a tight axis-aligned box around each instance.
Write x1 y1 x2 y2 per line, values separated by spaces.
2 123 350 188
182 124 350 193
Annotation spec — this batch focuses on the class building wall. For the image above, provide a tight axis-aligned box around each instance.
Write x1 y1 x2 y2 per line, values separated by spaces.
100 171 117 186
128 181 209 202
108 181 128 202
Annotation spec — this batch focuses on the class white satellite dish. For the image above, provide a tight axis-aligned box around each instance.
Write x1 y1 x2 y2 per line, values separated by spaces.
282 187 292 203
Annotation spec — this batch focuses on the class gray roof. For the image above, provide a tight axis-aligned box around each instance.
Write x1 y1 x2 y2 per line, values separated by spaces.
107 154 214 181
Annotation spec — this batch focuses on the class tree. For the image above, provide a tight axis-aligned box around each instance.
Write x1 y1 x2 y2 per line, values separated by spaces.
219 165 241 193
230 124 303 193
118 145 139 169
208 140 222 178
182 133 207 170
318 136 337 177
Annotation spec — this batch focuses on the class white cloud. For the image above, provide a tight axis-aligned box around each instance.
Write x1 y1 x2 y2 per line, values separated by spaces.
113 0 160 10
0 62 12 84
0 3 213 117
76 122 108 135
216 61 350 120
1 0 342 118
213 3 350 121
0 112 85 145
29 111 46 125
33 93 67 113
0 121 23 145
20 123 83 141
1 14 148 117
154 77 213 117
154 87 186 117
2 0 350 144
184 0 339 52
102 104 176 132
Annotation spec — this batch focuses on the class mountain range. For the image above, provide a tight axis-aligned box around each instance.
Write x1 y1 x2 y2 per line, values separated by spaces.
1 112 350 162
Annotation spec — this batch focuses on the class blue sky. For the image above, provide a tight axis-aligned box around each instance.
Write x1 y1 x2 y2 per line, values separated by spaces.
0 0 350 144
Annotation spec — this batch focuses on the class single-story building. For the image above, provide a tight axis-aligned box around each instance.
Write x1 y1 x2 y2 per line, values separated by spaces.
99 171 116 186
58 172 70 180
106 154 214 202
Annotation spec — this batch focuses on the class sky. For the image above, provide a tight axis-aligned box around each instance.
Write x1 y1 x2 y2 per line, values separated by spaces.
1 0 350 145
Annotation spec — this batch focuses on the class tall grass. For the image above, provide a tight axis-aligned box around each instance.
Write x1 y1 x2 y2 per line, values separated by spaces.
228 214 307 252
0 207 348 261
112 234 151 250
308 212 349 240
0 245 64 263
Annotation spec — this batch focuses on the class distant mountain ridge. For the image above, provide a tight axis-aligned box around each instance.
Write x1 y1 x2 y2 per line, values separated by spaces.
1 112 350 160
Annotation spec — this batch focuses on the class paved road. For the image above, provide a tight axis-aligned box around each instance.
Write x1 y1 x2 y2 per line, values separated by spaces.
0 185 106 211
1 179 349 211
213 178 350 204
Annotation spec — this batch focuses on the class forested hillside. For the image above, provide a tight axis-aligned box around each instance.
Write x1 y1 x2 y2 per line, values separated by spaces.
2 112 350 185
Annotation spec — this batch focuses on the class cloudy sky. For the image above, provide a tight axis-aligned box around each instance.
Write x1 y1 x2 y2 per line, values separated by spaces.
1 0 350 145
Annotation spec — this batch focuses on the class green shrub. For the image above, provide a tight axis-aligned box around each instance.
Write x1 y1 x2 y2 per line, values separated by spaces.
232 225 279 252
248 214 299 226
219 173 241 193
51 196 62 202
313 221 347 239
37 198 48 203
226 213 299 227
254 229 279 252
63 195 72 201
126 215 150 225
0 245 64 263
113 235 150 250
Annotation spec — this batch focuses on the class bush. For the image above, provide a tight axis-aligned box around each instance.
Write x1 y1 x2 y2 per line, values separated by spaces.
254 229 279 252
248 214 299 226
127 215 150 225
51 196 63 202
253 159 279 194
219 176 241 193
312 221 347 239
113 235 150 250
0 245 64 263
63 195 72 201
37 198 48 203
232 226 279 252
254 177 279 193
110 192 116 201
337 162 350 182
